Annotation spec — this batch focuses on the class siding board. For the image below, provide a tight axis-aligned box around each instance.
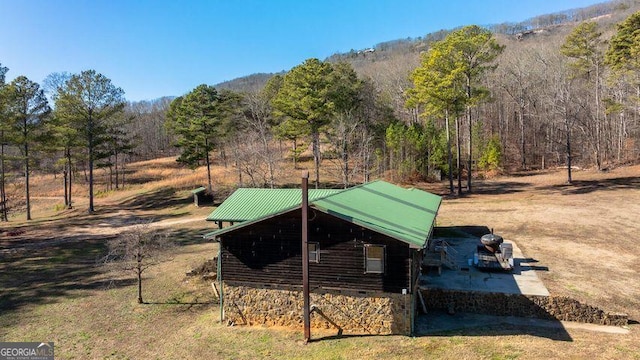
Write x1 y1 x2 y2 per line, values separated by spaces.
221 209 414 293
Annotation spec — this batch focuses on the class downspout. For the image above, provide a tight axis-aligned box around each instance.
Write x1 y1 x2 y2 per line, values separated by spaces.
410 286 415 336
409 255 414 336
217 238 224 323
301 171 311 342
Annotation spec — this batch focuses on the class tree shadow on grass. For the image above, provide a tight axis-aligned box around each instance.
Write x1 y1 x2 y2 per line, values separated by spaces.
142 301 215 313
168 227 215 246
0 236 136 320
466 180 530 195
535 176 640 195
117 187 193 211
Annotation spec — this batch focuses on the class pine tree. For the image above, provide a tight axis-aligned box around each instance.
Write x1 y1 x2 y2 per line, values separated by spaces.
5 76 50 220
273 58 335 188
166 85 225 191
561 21 605 170
0 63 9 220
54 70 125 213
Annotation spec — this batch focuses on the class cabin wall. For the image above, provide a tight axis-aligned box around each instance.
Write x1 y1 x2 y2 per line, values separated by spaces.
220 209 414 293
222 282 412 335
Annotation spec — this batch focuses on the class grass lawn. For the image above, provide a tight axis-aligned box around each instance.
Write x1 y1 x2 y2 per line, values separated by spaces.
1 159 639 359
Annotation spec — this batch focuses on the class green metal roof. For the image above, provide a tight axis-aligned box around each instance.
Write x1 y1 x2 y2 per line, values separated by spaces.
205 181 441 249
191 186 207 194
206 188 343 222
311 180 441 248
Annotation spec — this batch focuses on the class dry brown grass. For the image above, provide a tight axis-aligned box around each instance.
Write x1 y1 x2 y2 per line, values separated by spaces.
1 157 639 359
433 165 640 320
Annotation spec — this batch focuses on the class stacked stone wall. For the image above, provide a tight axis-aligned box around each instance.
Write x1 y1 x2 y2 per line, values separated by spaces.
422 288 628 326
223 282 412 335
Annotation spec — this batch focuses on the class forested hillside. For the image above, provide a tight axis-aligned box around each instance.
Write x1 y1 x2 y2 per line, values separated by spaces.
2 0 640 220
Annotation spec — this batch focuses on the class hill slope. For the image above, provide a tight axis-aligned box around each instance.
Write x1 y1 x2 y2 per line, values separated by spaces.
214 0 636 94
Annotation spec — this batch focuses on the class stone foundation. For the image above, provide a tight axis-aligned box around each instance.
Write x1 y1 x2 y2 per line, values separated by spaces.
222 282 412 335
422 288 628 326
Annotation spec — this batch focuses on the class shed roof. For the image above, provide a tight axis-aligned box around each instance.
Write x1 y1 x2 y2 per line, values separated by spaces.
191 186 207 194
206 188 343 222
205 181 441 249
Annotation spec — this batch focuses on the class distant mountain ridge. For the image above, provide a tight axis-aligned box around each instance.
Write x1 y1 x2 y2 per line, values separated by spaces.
215 72 281 93
213 0 631 93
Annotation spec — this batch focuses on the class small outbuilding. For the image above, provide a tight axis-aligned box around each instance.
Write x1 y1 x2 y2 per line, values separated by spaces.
192 186 213 207
205 180 441 335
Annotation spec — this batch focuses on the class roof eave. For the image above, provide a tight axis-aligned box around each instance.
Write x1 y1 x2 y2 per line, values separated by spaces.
204 205 303 240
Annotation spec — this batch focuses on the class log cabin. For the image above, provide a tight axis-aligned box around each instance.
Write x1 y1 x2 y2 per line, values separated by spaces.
204 180 441 335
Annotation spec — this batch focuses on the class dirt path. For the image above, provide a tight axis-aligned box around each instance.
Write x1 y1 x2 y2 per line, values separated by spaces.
0 211 209 256
87 211 208 235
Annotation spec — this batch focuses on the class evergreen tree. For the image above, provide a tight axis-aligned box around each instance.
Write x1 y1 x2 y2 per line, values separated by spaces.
479 135 502 171
54 70 125 213
273 58 335 188
444 25 504 192
5 76 50 220
408 39 467 194
43 72 77 208
166 85 225 191
97 112 137 190
605 11 640 73
561 21 605 170
0 63 9 220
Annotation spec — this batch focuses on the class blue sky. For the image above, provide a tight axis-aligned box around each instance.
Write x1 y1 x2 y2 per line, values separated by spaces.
1 0 605 101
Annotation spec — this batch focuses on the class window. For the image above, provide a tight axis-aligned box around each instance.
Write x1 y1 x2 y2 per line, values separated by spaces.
365 244 385 273
308 242 319 263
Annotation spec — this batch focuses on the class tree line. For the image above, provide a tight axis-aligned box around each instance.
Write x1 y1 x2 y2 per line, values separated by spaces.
0 67 178 220
2 10 640 219
167 12 640 196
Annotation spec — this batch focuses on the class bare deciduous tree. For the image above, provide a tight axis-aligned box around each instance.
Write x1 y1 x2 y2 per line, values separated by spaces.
101 222 175 304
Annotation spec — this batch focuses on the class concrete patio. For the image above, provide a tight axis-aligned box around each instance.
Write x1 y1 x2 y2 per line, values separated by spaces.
420 236 550 296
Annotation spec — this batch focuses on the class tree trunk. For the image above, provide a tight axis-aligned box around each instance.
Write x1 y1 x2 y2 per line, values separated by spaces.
205 137 213 191
267 147 275 189
0 138 7 222
466 76 473 193
88 113 95 214
313 132 320 189
67 150 73 209
455 115 462 195
25 142 31 220
236 159 243 187
292 139 298 169
519 109 526 169
466 105 472 193
137 248 143 304
445 110 454 194
221 147 228 168
342 141 349 189
115 151 119 189
108 165 113 191
122 156 126 188
566 118 573 184
363 134 370 183
594 64 602 170
259 129 275 189
137 268 143 304
63 169 68 207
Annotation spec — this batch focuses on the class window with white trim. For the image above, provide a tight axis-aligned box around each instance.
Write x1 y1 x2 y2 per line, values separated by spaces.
308 242 319 263
364 244 385 273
